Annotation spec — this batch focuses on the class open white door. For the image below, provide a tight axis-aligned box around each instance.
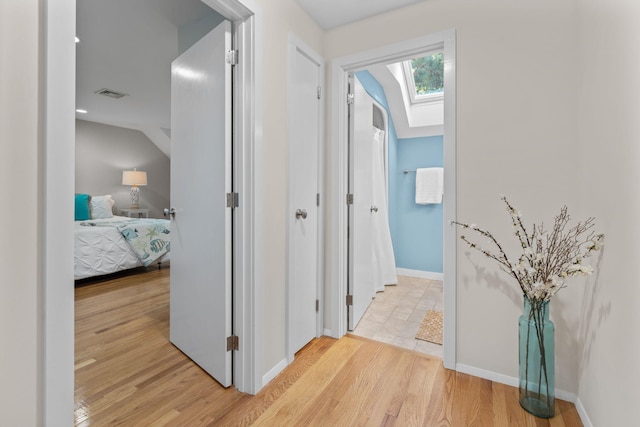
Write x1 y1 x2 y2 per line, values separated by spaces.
169 20 233 387
348 75 374 330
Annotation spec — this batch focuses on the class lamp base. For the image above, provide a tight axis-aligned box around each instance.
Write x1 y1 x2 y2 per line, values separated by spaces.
129 186 141 209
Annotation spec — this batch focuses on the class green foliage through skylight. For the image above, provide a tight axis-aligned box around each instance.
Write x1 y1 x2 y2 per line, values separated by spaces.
411 53 444 96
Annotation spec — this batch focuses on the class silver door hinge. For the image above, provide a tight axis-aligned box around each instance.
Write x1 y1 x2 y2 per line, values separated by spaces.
346 295 353 306
226 50 238 66
346 193 354 205
226 192 239 208
317 86 322 100
346 93 354 105
316 299 320 312
317 193 320 207
226 335 239 351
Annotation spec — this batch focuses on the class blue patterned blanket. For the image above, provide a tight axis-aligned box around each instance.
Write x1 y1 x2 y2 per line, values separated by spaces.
81 219 171 266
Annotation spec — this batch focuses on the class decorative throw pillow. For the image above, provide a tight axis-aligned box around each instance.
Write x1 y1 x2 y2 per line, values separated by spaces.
74 194 91 221
90 195 115 219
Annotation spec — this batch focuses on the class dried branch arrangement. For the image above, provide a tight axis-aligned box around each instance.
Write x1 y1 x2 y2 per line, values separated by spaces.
452 195 603 302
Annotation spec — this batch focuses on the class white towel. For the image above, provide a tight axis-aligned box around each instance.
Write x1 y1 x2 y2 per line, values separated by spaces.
415 167 443 204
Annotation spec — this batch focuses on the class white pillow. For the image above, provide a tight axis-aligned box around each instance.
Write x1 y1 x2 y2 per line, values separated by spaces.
90 195 115 219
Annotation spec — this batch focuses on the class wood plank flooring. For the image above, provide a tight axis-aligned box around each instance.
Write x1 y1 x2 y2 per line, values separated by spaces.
75 268 583 426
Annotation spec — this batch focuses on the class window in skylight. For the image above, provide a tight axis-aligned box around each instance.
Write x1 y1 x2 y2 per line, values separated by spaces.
403 52 444 104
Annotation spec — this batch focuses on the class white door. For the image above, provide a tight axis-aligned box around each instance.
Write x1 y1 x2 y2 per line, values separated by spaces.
348 75 374 330
288 45 321 354
169 20 233 387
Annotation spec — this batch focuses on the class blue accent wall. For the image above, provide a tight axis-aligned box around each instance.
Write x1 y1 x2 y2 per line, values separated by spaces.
355 71 443 274
396 136 443 273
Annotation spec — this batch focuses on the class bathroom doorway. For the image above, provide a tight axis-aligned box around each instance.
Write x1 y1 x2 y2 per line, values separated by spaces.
329 29 457 369
347 66 445 358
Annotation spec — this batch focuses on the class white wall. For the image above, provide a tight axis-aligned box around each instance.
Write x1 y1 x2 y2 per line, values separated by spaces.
251 0 324 376
75 120 170 218
178 8 226 56
577 0 640 424
325 0 584 394
0 1 42 424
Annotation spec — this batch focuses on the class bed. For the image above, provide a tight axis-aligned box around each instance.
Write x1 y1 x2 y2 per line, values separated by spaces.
74 194 170 280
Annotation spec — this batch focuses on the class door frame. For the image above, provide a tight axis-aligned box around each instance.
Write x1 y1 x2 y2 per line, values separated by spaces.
329 29 457 370
204 0 265 395
285 32 325 363
43 0 264 423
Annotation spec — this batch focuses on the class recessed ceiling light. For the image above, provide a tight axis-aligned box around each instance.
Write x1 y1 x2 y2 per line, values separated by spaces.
76 109 87 114
75 36 80 43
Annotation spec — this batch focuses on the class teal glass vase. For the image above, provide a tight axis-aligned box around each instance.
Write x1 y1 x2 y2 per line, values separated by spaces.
519 297 555 418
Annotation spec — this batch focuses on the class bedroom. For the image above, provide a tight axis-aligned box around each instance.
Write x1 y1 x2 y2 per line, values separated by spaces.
74 0 224 281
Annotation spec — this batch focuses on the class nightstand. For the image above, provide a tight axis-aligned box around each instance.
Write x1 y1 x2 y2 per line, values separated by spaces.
121 208 149 218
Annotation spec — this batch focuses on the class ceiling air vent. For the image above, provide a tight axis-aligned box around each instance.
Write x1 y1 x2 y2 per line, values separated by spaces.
94 88 128 99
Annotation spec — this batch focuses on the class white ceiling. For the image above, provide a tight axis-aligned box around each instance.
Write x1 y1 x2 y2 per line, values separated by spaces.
295 0 425 30
76 0 425 155
75 0 216 155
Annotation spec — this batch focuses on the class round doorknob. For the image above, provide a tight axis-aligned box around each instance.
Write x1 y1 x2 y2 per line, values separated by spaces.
295 209 308 219
370 205 379 213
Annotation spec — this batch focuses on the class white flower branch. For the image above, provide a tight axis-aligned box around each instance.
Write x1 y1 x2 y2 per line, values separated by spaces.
452 196 604 302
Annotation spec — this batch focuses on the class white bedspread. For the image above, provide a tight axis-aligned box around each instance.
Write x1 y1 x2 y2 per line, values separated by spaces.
74 216 169 280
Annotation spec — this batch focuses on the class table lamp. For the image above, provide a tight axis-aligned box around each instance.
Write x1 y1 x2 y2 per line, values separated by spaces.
122 169 148 209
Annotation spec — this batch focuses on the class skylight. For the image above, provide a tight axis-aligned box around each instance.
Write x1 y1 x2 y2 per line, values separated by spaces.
403 52 444 104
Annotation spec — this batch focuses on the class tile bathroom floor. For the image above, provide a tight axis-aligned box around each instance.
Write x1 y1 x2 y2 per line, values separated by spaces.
350 275 443 358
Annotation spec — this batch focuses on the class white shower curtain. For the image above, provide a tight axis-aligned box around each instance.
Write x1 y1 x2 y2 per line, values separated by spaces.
371 127 397 292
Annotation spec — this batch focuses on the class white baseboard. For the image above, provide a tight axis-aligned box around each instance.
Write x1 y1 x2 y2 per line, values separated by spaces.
456 363 518 388
456 363 589 425
262 358 288 388
555 388 578 405
396 268 443 281
324 328 338 338
574 397 593 427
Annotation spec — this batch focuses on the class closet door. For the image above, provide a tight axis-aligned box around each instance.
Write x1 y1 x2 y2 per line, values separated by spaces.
287 42 321 355
348 75 374 330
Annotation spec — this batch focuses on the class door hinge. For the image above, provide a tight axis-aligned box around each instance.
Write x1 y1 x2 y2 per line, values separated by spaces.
346 93 354 105
226 335 239 351
346 295 353 306
226 49 238 66
317 193 320 207
226 192 239 208
316 299 320 312
317 86 322 100
346 193 354 205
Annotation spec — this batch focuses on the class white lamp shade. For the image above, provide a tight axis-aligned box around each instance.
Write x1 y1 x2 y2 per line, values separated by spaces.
122 170 148 186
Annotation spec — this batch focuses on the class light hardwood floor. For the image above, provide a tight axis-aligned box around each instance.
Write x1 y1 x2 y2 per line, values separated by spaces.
75 268 583 426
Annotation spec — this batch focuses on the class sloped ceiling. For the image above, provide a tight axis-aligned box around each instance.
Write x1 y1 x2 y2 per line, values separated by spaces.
76 0 430 157
75 0 216 157
367 63 443 138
